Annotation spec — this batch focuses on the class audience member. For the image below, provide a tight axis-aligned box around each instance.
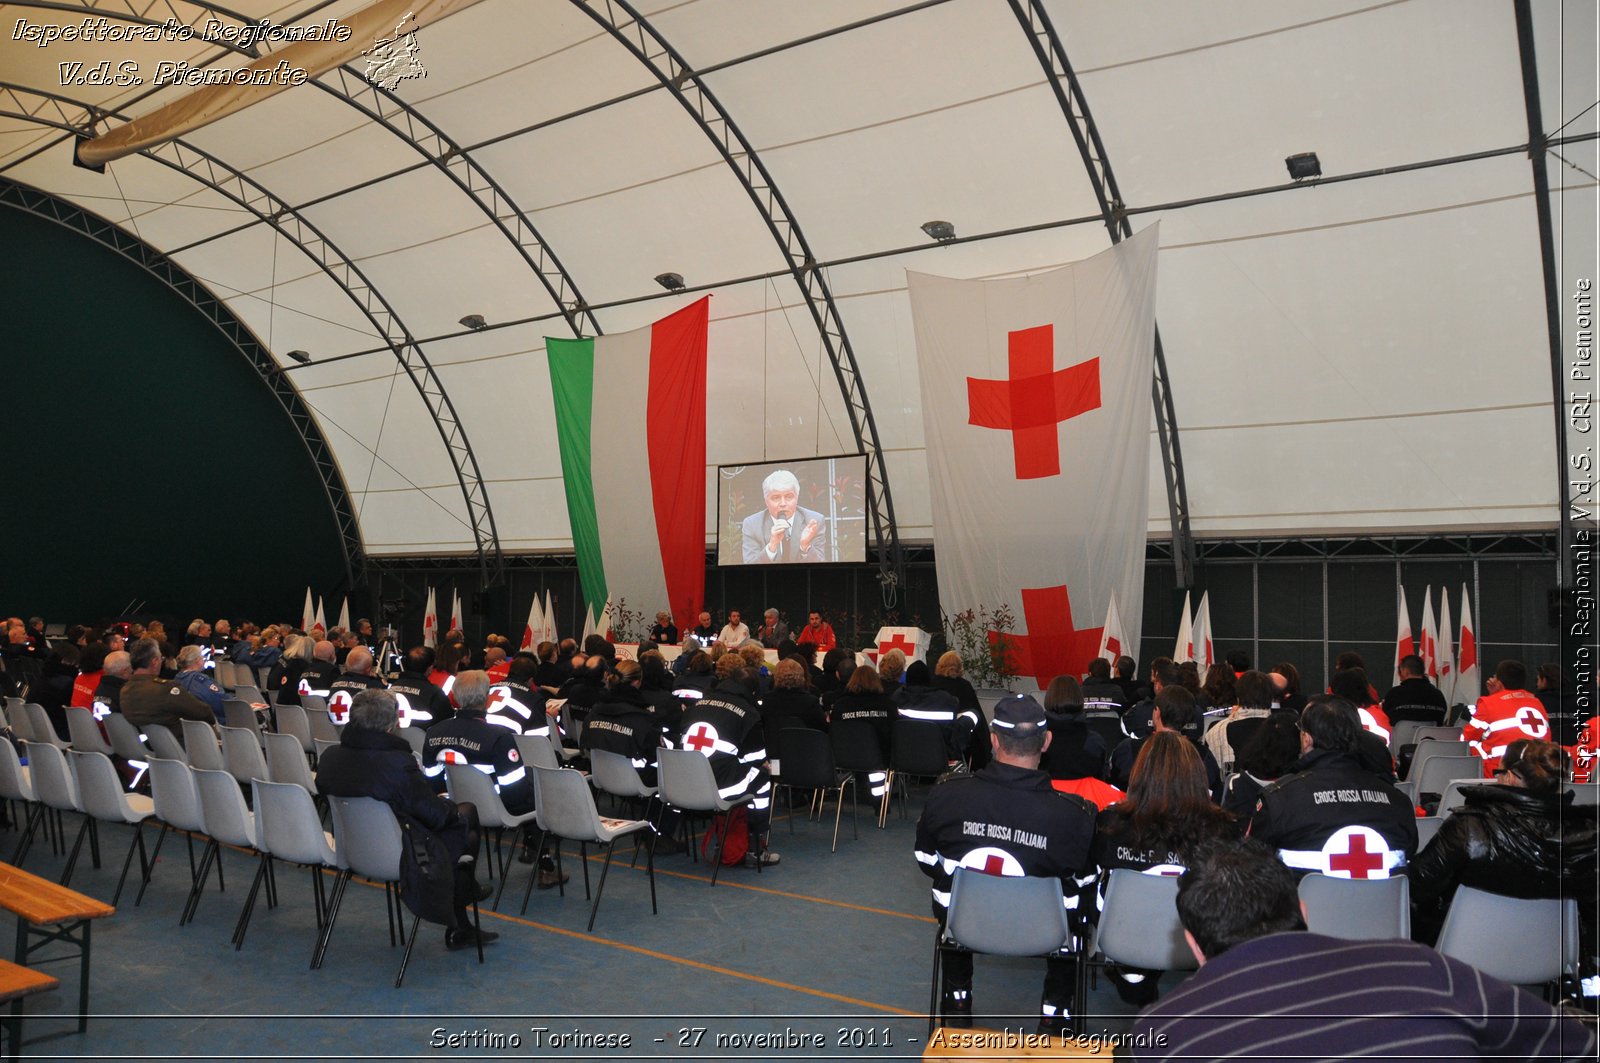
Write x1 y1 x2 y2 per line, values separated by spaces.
174 644 227 723
676 655 779 866
1122 658 1177 740
894 660 973 763
831 662 898 802
1080 657 1128 714
1465 659 1552 776
387 646 455 729
1383 653 1449 725
93 651 131 717
119 638 215 743
327 647 385 727
1271 661 1306 714
1109 686 1221 799
581 659 681 854
930 650 990 768
1536 663 1582 745
759 658 827 758
486 657 553 739
1202 669 1276 774
1112 655 1143 706
1199 664 1235 714
1221 712 1301 818
1041 674 1108 783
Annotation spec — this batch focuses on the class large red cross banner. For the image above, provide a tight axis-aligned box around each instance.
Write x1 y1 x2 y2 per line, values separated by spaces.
909 226 1160 688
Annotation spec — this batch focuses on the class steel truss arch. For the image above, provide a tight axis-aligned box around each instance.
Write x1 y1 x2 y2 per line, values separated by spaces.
0 80 502 580
1008 0 1197 588
0 176 365 588
568 0 907 602
17 0 601 343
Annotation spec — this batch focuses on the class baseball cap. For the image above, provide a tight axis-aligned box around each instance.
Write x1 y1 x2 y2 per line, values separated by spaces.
991 693 1048 732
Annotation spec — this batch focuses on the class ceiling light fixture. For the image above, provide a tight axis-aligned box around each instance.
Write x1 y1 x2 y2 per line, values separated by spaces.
459 314 488 331
1285 152 1322 182
654 272 686 292
286 349 312 364
921 220 957 243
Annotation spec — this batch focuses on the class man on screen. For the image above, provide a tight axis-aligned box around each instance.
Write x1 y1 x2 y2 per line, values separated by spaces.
741 469 827 563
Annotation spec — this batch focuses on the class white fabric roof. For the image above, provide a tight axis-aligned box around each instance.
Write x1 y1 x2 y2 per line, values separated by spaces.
2 0 1594 557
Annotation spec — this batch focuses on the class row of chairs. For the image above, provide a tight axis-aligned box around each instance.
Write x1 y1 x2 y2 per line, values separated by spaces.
932 866 1584 1032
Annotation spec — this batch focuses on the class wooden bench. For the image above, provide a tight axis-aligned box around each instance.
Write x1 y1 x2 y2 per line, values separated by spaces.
0 864 113 1037
0 959 58 1060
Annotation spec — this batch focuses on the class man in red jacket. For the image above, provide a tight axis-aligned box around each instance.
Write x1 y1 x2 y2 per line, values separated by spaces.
1463 659 1550 776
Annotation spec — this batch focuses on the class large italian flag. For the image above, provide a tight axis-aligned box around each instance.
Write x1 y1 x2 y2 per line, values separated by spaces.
546 298 709 633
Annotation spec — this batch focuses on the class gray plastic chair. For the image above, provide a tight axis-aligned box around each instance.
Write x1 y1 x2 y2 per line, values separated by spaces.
64 706 114 756
252 779 338 961
102 712 150 761
213 660 237 690
1409 740 1472 781
223 700 265 744
142 757 212 909
1414 725 1465 745
656 747 754 886
446 762 539 910
70 750 155 905
313 738 340 762
192 767 268 936
1081 869 1196 1017
1436 885 1580 996
25 741 93 887
220 725 270 788
6 703 34 743
181 720 225 771
0 738 43 865
264 732 318 795
527 765 657 931
305 703 341 744
1298 872 1410 940
1414 756 1483 801
232 684 266 707
143 724 188 765
1388 718 1423 751
929 869 1073 1034
322 795 483 983
272 702 315 757
513 733 561 772
587 749 658 816
398 726 427 758
1415 815 1444 849
1437 777 1497 815
23 703 68 749
1569 781 1600 806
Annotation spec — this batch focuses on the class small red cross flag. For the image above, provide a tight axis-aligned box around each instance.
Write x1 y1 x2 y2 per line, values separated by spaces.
909 226 1161 687
1097 591 1129 668
1455 584 1480 703
1420 585 1439 681
1436 591 1457 706
1393 588 1415 689
1173 591 1195 665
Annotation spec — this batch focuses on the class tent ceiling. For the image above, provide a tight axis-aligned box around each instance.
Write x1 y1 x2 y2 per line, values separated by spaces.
1 0 1593 563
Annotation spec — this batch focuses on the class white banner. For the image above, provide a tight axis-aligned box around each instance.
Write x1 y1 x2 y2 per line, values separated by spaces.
909 227 1159 689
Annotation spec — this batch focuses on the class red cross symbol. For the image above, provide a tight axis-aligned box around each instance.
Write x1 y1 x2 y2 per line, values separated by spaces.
1103 635 1121 659
486 687 511 713
979 855 1007 876
1458 627 1475 671
685 723 717 754
1516 706 1549 738
877 633 919 660
329 691 352 725
1328 833 1386 879
988 585 1104 687
966 325 1101 480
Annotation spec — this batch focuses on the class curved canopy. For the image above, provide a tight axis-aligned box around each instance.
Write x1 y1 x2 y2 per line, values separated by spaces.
3 0 1593 566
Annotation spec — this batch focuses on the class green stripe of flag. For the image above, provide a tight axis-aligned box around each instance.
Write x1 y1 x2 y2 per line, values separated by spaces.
546 336 607 618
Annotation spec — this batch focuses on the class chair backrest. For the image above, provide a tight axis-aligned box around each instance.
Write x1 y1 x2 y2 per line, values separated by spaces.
305 704 341 743
588 748 652 798
1298 872 1411 940
1437 777 1498 815
398 726 427 757
213 660 236 689
444 762 515 828
264 731 317 793
1408 741 1472 782
1435 885 1580 984
1415 756 1483 797
1096 869 1197 972
1388 718 1424 751
313 738 340 762
1415 816 1444 849
272 702 315 753
6 703 34 743
0 702 9 730
64 706 114 755
1569 781 1600 807
774 728 834 789
252 779 336 866
70 750 137 821
512 732 560 772
327 796 402 882
223 701 263 741
1414 726 1465 745
559 701 582 746
0 738 35 802
23 741 78 812
657 746 725 813
101 713 149 762
233 684 265 706
829 718 887 772
945 868 1072 956
181 719 225 771
890 718 949 777
193 767 258 848
143 724 188 764
148 757 205 832
220 726 269 786
23 704 66 748
531 765 605 842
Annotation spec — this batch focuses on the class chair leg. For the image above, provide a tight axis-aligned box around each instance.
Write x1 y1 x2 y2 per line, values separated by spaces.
111 822 148 907
578 842 592 900
9 803 42 866
232 853 270 950
585 845 615 932
394 911 422 988
60 814 90 888
471 895 484 965
707 814 725 888
181 839 218 926
645 833 657 916
518 829 546 916
136 822 170 906
929 938 943 1036
87 816 102 869
312 870 352 970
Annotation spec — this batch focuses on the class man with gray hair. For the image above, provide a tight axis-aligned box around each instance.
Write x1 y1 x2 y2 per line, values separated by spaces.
316 688 497 952
740 468 828 563
174 643 227 723
756 608 789 648
119 637 215 743
93 650 132 717
327 647 385 728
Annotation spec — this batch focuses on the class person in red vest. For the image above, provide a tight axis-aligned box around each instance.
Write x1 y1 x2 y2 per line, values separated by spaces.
1463 659 1552 777
798 611 836 653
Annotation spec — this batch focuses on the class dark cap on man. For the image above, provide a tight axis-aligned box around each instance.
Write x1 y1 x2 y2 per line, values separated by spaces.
991 693 1048 733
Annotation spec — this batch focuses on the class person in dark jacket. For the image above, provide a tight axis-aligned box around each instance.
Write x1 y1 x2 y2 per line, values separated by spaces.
635 651 685 739
387 645 455 730
1535 663 1583 745
930 651 990 769
677 656 778 866
829 662 898 802
1221 711 1301 818
316 688 496 951
1041 674 1107 782
1382 654 1449 725
1081 657 1129 714
759 657 827 759
1409 739 1598 963
582 660 681 851
894 660 975 763
1108 686 1222 799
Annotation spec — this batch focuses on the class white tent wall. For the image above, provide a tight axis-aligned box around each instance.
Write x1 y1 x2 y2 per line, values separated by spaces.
0 0 1593 567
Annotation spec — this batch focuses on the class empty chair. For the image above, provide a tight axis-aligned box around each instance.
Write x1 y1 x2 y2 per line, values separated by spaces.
512 733 561 772
1415 816 1444 849
223 700 265 744
252 780 339 962
70 750 155 905
1414 756 1484 804
191 767 270 934
213 660 237 690
220 725 270 789
587 748 658 807
305 703 341 744
527 765 657 931
1435 885 1580 996
656 747 754 886
6 702 35 743
1414 725 1465 745
264 732 318 795
181 720 225 771
273 702 315 757
0 738 43 865
233 684 266 706
1080 869 1197 1017
143 724 189 765
64 706 114 756
771 727 855 852
928 869 1072 1034
24 741 94 887
1388 719 1424 752
445 763 539 910
141 757 211 908
23 704 68 749
1298 872 1410 940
